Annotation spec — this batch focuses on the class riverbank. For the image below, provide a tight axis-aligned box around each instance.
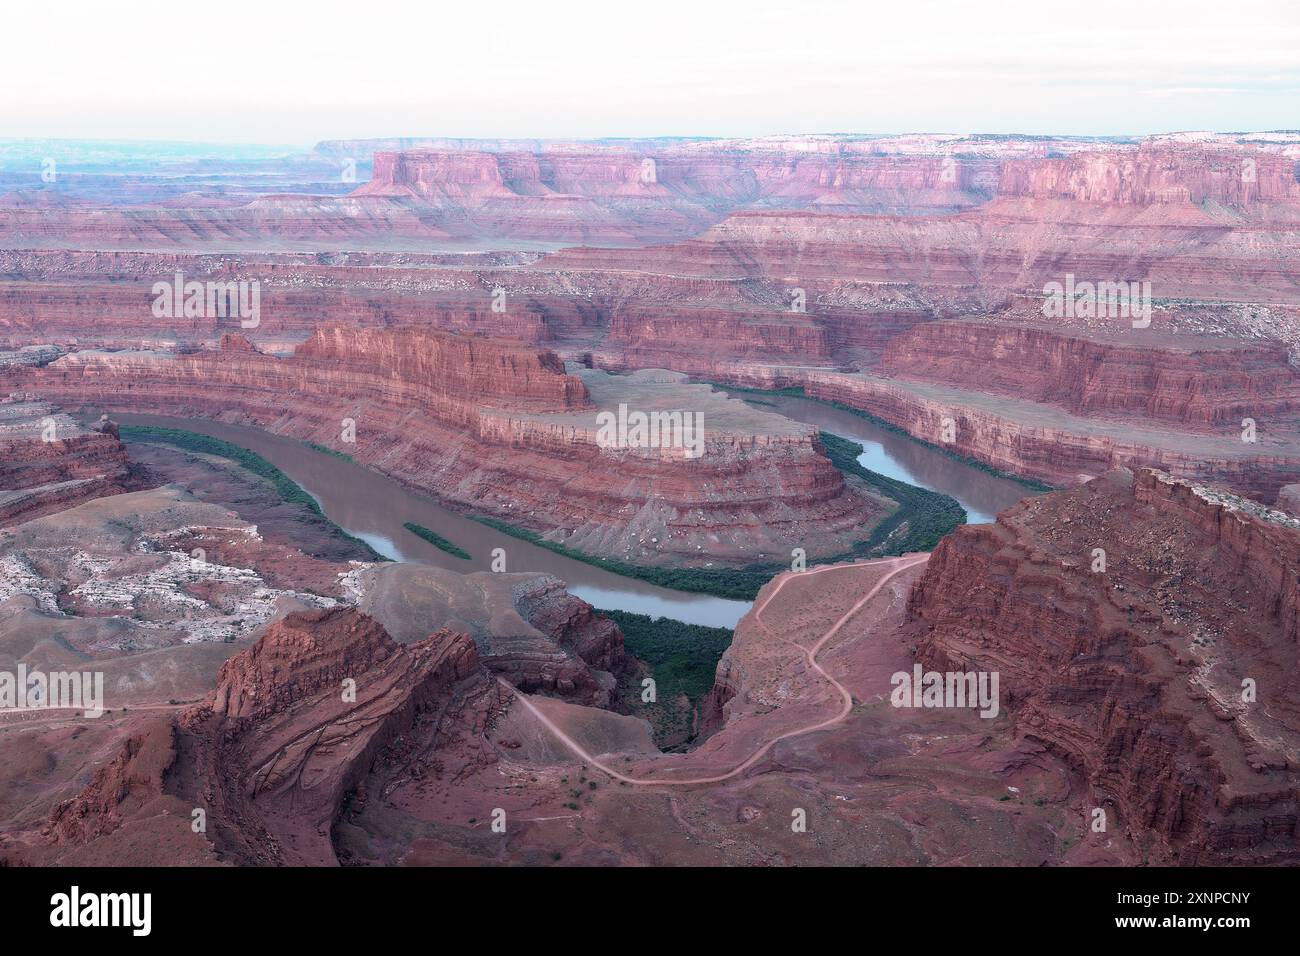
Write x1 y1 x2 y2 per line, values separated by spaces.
125 422 963 604
469 514 780 600
111 414 754 627
120 425 388 562
708 382 1056 493
819 432 967 554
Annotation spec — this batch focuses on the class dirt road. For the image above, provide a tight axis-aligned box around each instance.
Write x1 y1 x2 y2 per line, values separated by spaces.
500 554 929 786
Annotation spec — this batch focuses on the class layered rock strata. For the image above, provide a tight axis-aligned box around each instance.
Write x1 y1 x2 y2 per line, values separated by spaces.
907 469 1300 864
42 608 501 866
2 141 1298 510
3 328 887 567
345 563 625 706
0 401 134 524
878 321 1300 429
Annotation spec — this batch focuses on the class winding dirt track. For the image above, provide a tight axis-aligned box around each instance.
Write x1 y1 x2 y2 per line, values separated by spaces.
498 554 929 787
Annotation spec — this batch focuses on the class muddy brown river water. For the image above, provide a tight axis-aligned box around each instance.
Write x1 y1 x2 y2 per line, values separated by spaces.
116 401 1037 628
726 392 1035 523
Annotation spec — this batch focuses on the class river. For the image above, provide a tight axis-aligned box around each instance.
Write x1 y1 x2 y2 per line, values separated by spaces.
116 401 1036 628
723 391 1033 523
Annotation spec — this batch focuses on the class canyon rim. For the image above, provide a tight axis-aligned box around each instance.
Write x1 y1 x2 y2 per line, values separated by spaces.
1 0 1296 940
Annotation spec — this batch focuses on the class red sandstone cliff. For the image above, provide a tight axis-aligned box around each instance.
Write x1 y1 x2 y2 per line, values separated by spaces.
907 469 1300 864
681 360 1300 500
0 401 135 524
594 304 834 373
0 137 1006 250
4 139 1298 509
879 320 1300 429
4 328 885 567
293 325 590 412
998 146 1300 207
354 143 998 231
350 563 626 707
45 608 499 866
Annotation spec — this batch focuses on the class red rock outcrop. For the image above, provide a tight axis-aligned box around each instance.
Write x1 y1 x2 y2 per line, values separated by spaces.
349 143 1000 243
45 608 500 866
998 146 1300 207
907 469 1300 864
0 401 135 524
879 320 1300 429
43 724 184 848
360 145 997 211
5 325 587 422
5 328 886 567
668 358 1298 499
348 563 626 706
594 304 834 373
43 613 496 868
0 136 1012 250
3 137 1298 508
295 325 587 410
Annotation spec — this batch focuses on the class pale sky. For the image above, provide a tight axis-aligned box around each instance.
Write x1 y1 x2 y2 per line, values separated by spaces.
4 0 1298 144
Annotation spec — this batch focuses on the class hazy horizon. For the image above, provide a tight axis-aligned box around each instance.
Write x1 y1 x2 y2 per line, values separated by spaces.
5 0 1297 143
3 130 1300 152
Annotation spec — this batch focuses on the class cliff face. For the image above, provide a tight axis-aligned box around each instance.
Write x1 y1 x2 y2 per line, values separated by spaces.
356 145 998 216
46 608 501 866
349 563 625 707
5 328 588 438
594 304 833 373
0 401 134 524
662 359 1295 498
3 138 1298 508
292 326 589 412
1131 471 1300 647
0 282 556 351
880 321 1300 428
5 329 885 567
0 137 1007 250
907 469 1300 864
668 363 1298 499
539 143 1300 308
998 146 1300 206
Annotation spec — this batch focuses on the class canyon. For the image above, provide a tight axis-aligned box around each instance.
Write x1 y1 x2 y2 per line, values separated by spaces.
3 136 1298 505
0 400 137 524
0 134 1075 250
11 463 1294 866
3 328 892 570
910 468 1300 864
1 131 1298 869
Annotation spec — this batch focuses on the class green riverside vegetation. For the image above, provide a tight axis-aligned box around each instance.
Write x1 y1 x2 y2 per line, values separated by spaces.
470 433 968 600
601 608 733 739
402 522 472 560
707 382 1056 492
304 441 355 462
123 410 974 602
468 515 777 600
600 609 733 703
120 425 388 562
818 431 967 554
